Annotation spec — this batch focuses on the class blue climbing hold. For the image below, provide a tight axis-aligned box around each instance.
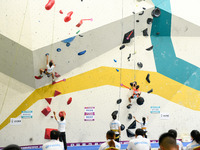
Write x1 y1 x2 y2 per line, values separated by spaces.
66 42 70 47
57 48 61 52
114 59 117 62
78 50 86 56
116 69 119 72
45 53 49 56
62 36 76 43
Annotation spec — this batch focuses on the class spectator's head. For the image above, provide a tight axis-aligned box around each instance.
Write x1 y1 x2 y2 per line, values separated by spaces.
60 116 64 121
49 61 53 67
191 130 200 144
106 130 115 147
3 144 21 150
50 130 60 140
159 132 178 150
142 117 146 125
135 128 144 137
112 114 117 120
168 129 177 139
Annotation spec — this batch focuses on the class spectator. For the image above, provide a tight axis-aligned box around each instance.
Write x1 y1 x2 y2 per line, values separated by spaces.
186 130 200 150
110 114 121 142
168 129 183 150
159 132 178 150
127 128 151 150
42 130 64 150
133 116 148 138
3 144 21 150
99 130 121 150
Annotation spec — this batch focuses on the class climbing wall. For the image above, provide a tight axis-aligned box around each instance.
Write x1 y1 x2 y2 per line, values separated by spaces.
1 0 200 148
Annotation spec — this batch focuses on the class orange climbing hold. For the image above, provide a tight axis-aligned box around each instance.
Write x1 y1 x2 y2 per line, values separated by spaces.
64 11 73 22
45 0 55 10
45 98 52 105
41 106 51 116
67 97 72 105
54 90 61 97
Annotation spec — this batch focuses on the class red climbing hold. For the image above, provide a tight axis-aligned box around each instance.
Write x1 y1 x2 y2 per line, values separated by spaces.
64 11 73 22
67 97 72 105
76 20 83 27
59 10 63 14
45 98 52 105
55 72 60 78
59 111 66 117
54 90 61 97
45 0 55 10
44 128 58 139
35 76 42 79
41 106 51 116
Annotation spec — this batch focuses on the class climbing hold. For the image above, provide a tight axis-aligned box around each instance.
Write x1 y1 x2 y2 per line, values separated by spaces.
128 120 136 129
35 76 42 79
136 97 144 105
116 99 122 104
152 8 161 17
64 11 73 22
59 10 63 14
128 114 132 120
123 30 134 44
62 36 76 44
55 72 60 78
147 89 153 94
147 18 153 24
51 116 53 118
41 106 51 116
127 104 132 109
76 30 80 34
57 48 61 52
142 7 146 10
45 98 52 105
116 69 119 72
139 11 144 15
76 18 93 27
137 62 143 68
67 97 72 105
54 90 61 97
45 0 55 10
44 128 58 139
136 20 139 23
132 12 135 14
127 54 131 61
156 32 160 35
114 59 117 62
146 45 153 51
66 42 70 47
112 110 118 116
143 28 148 36
79 35 83 37
78 50 86 55
59 111 66 117
119 45 125 50
146 73 150 83
126 129 135 137
45 53 49 56
121 124 125 131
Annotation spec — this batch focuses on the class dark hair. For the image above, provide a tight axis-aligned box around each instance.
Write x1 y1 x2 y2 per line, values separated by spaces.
136 85 140 90
112 114 117 120
135 128 144 136
49 61 53 67
142 117 146 126
159 132 177 149
60 116 64 121
191 130 200 144
106 130 115 147
50 130 60 140
3 145 21 150
168 129 177 139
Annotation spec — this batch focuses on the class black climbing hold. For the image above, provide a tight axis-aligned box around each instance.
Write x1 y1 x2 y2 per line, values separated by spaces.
130 81 137 87
137 62 143 68
142 7 146 10
128 120 136 129
121 124 125 131
45 53 49 56
120 45 125 50
146 73 150 83
136 20 139 23
132 12 135 14
136 97 144 105
128 114 132 120
143 28 148 36
147 18 153 24
147 89 153 93
139 11 144 15
126 129 135 137
152 8 161 18
66 42 70 47
117 99 122 104
127 54 131 61
122 30 134 44
127 104 132 109
112 110 118 116
79 35 83 37
146 45 153 51
156 32 160 35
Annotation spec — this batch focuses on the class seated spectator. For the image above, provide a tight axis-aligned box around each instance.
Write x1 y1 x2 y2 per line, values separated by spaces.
168 129 183 150
127 128 151 150
186 130 200 150
43 130 64 150
110 114 121 142
99 130 121 150
159 132 178 150
3 144 21 150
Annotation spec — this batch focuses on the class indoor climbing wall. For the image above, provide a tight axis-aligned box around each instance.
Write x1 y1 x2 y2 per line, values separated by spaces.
1 0 200 149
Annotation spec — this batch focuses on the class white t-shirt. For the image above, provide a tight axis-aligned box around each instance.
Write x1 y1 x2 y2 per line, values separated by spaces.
110 120 121 134
127 135 151 150
139 122 148 131
47 64 55 73
186 140 200 150
57 119 66 132
42 140 64 150
98 140 121 150
176 140 183 150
